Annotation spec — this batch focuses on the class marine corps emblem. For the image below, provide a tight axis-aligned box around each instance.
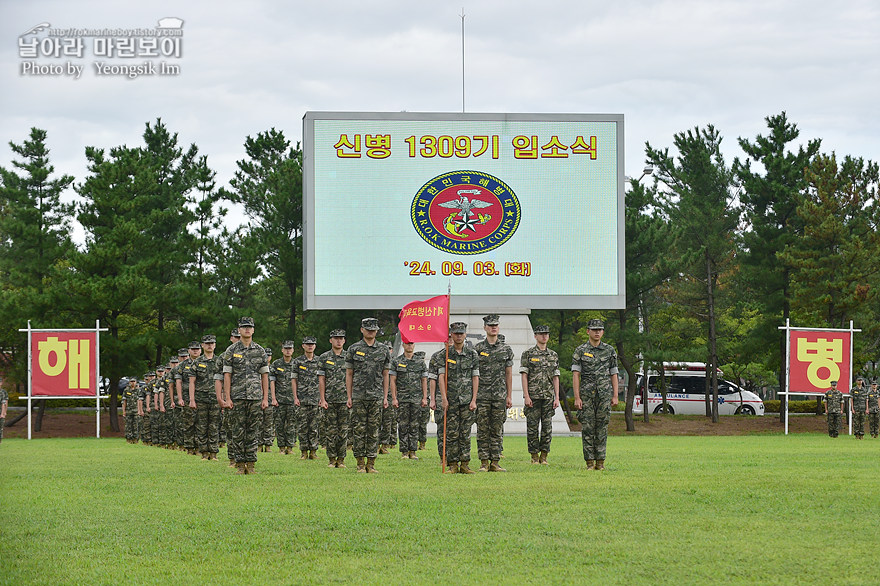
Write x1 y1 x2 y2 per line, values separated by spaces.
411 170 520 255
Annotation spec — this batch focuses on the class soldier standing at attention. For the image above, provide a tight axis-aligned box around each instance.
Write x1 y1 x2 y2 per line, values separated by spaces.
190 335 222 460
178 342 202 454
319 329 349 468
474 315 513 472
572 319 619 471
868 380 880 439
346 317 390 473
151 365 167 447
165 351 183 449
259 347 278 452
218 328 241 452
0 385 8 444
521 325 560 465
222 317 270 474
440 322 479 474
851 377 867 440
271 340 297 455
139 371 155 445
390 342 428 460
426 334 451 465
122 377 140 443
378 342 398 455
293 336 321 460
824 380 843 438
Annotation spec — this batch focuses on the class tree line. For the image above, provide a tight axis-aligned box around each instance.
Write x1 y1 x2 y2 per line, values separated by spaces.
1 113 878 430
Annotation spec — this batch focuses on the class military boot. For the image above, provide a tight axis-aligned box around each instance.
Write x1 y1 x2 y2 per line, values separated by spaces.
401 451 410 459
445 462 459 474
301 450 309 460
246 462 258 474
366 457 379 473
378 444 389 455
356 457 366 473
209 453 218 461
336 457 346 469
586 459 595 470
418 441 426 450
309 450 317 460
531 452 540 464
488 461 506 472
479 459 489 472
540 451 549 465
459 461 475 474
201 452 209 460
409 451 418 460
595 459 605 470
235 462 246 474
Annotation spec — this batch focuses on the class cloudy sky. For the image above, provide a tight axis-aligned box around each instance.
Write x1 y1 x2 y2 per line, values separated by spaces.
2 0 878 221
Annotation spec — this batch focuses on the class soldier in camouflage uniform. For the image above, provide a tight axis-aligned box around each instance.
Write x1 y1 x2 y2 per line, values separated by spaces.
221 317 270 474
177 343 202 454
440 322 479 474
258 348 278 452
390 342 428 459
122 377 140 443
219 329 241 450
521 324 560 465
189 335 222 459
151 365 166 446
293 336 321 459
319 329 349 467
572 319 619 471
378 342 398 454
346 318 391 473
164 351 182 449
824 380 843 438
474 315 513 472
0 386 8 444
851 377 867 439
868 381 880 438
138 372 154 445
427 335 451 464
271 340 297 455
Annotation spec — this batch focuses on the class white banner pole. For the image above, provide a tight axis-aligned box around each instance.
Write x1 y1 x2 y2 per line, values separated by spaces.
27 320 32 440
95 320 101 439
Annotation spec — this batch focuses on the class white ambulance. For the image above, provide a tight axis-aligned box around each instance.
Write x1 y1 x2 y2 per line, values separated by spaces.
632 362 764 416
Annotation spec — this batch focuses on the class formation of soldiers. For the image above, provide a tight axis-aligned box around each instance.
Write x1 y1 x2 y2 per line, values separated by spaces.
120 315 620 473
824 377 880 438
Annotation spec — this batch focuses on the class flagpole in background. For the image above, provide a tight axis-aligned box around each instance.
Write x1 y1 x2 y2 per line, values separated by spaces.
442 281 451 474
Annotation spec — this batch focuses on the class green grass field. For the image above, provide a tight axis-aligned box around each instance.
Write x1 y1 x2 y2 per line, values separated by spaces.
1 433 877 585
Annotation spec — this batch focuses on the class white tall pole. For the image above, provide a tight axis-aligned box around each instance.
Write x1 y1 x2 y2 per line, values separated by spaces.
27 320 32 440
460 8 465 113
95 319 101 438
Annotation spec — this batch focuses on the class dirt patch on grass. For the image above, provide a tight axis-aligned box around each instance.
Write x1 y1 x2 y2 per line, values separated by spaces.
2 410 124 439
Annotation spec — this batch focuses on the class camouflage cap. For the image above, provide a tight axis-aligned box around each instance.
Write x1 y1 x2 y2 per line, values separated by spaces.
156 365 166 371
482 314 500 325
450 322 468 334
830 380 838 385
143 372 153 378
231 329 241 338
201 334 216 344
857 376 865 382
872 380 879 386
302 336 317 345
329 329 346 338
265 348 273 355
177 348 189 357
533 325 550 334
170 357 180 364
282 340 295 348
361 317 380 331
587 319 605 330
188 340 201 349
238 316 255 328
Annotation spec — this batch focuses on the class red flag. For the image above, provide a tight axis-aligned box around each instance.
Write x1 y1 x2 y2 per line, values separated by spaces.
398 295 449 343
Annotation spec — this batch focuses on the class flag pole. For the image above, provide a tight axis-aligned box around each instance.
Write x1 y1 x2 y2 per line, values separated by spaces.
442 281 451 473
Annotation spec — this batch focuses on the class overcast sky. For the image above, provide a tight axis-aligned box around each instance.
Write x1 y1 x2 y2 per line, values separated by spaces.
2 0 878 230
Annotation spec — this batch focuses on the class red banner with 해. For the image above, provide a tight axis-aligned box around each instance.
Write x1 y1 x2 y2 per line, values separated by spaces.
788 329 852 394
31 331 97 396
398 295 449 343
